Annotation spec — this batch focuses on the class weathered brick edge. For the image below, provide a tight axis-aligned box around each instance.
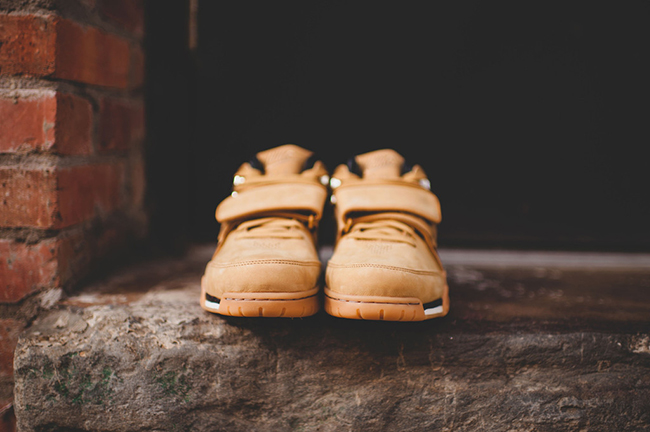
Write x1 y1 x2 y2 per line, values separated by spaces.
0 1 146 427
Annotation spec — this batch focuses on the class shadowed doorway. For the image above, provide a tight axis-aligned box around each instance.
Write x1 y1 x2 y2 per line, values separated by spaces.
148 1 650 251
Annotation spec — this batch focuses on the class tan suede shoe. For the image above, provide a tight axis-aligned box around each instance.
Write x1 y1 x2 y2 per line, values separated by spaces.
201 144 328 317
324 149 449 321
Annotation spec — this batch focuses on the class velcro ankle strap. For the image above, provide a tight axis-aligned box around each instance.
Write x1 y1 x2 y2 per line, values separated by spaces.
333 183 441 226
216 182 327 223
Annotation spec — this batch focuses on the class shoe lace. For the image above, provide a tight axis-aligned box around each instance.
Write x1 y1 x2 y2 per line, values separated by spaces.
236 217 305 239
347 219 417 246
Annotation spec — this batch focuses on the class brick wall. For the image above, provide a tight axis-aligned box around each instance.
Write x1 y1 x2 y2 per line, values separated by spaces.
0 1 146 428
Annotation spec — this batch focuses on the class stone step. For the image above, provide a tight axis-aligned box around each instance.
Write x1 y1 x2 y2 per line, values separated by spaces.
13 246 650 431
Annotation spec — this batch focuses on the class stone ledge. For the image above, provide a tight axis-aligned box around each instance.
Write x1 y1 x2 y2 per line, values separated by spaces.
13 246 650 431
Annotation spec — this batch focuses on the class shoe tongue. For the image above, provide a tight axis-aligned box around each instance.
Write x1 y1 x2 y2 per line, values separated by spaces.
355 149 405 179
256 144 313 176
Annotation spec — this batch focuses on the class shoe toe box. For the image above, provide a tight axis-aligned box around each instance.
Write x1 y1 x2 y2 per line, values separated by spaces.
204 258 321 298
325 238 446 303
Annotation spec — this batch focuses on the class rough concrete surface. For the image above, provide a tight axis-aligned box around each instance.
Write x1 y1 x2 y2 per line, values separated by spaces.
13 246 650 431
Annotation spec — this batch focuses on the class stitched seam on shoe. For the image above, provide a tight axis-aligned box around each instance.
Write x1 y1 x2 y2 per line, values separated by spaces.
325 293 420 306
224 293 318 301
209 259 321 268
326 262 441 276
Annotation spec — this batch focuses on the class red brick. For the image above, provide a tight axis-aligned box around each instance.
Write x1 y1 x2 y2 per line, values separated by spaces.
0 14 56 77
0 240 58 302
0 91 56 153
0 167 58 228
0 229 122 304
0 319 24 377
57 164 124 226
99 98 144 151
0 164 124 229
129 153 146 207
130 44 145 89
100 0 144 37
54 93 93 155
55 18 131 88
49 225 126 288
53 230 86 287
0 15 131 89
0 92 92 155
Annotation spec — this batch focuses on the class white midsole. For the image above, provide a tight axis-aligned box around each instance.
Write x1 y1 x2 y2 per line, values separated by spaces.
424 305 443 316
204 299 220 311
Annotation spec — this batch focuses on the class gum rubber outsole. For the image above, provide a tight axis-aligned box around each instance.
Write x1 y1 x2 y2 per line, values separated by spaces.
201 277 319 318
323 286 450 321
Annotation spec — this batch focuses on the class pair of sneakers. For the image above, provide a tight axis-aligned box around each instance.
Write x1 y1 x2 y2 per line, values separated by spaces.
200 144 449 321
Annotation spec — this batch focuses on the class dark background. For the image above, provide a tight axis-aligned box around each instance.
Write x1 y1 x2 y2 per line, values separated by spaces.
146 1 650 251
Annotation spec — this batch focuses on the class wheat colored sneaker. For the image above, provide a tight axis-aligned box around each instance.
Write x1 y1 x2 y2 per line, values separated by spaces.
324 149 449 321
201 144 329 318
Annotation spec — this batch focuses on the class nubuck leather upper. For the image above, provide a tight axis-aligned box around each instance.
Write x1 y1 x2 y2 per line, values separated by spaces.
201 145 327 317
201 145 448 321
325 149 449 321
